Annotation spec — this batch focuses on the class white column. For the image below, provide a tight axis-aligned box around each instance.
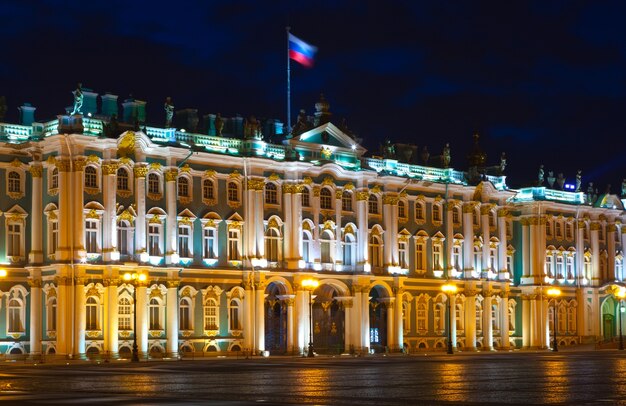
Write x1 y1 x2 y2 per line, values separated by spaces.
464 287 477 350
255 282 265 353
608 224 616 281
480 205 491 277
361 289 370 351
255 188 264 260
57 160 72 261
29 278 42 355
497 209 508 280
576 220 585 284
500 291 510 349
522 219 530 279
352 289 362 352
450 293 457 349
356 191 368 270
312 187 321 263
106 280 118 357
166 281 179 357
29 165 44 263
74 278 86 357
285 296 295 353
395 289 404 350
243 279 253 351
136 284 148 354
382 197 393 269
590 222 600 285
283 187 293 266
295 288 307 354
134 166 148 258
522 294 530 348
245 183 257 260
386 301 395 350
338 297 353 352
102 162 118 262
529 219 537 279
73 161 85 261
462 204 474 278
445 204 454 277
165 168 177 264
292 187 303 266
483 290 493 350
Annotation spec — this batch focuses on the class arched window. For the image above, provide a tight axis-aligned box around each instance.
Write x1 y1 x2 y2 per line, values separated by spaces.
343 233 355 266
398 240 408 268
86 297 98 330
265 183 278 204
455 303 464 330
85 166 97 189
51 167 59 189
302 231 311 263
118 297 132 331
320 230 333 264
475 302 483 332
415 201 425 221
204 298 218 330
229 299 242 331
265 228 281 262
369 234 382 267
203 227 217 259
417 302 427 331
301 188 310 207
8 298 23 332
148 224 161 256
177 177 190 198
203 179 214 200
117 168 130 191
342 191 353 211
148 173 160 194
228 229 241 261
398 201 406 218
117 220 133 257
453 207 461 226
368 195 379 214
415 241 426 271
7 221 22 257
402 301 410 332
149 298 161 330
48 297 57 332
432 204 441 222
489 211 496 228
8 171 21 193
227 182 239 203
179 297 192 330
320 188 332 209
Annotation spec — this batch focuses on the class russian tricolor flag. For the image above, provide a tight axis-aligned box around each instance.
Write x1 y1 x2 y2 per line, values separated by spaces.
289 33 317 68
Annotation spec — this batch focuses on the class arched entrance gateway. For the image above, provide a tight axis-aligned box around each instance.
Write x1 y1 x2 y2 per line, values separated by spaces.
369 286 390 353
311 284 345 354
601 296 616 341
265 282 288 354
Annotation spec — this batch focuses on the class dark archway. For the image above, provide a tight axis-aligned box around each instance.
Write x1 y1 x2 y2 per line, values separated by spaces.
312 284 345 354
369 286 388 353
265 282 288 354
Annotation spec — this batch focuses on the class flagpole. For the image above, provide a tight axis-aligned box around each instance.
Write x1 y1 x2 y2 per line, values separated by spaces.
286 26 292 137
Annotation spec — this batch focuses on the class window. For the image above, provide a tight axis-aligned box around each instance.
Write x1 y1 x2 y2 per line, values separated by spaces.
417 302 427 331
117 220 132 256
489 211 496 228
8 171 21 193
453 245 462 271
265 183 278 204
566 223 573 240
343 234 355 266
402 301 410 332
556 222 563 239
399 241 408 269
342 191 353 212
368 195 379 214
203 179 214 200
491 304 499 331
227 182 239 203
473 208 480 227
556 255 564 279
118 297 132 331
51 167 59 189
301 188 310 207
302 231 311 263
8 299 23 332
86 297 98 330
320 230 333 264
320 188 332 210
47 297 57 332
179 298 192 330
432 205 441 222
203 228 217 259
265 228 280 262
178 225 191 258
475 303 483 332
117 168 130 191
148 173 160 194
398 201 406 218
7 222 21 257
204 298 218 330
85 219 99 254
177 177 190 199
545 254 554 278
415 202 425 221
566 255 575 280
583 255 591 281
229 299 242 331
49 220 59 256
453 207 461 225
489 248 497 272
369 234 382 268
473 247 482 273
148 224 161 256
508 303 516 331
558 306 566 333
548 306 554 334
228 229 241 261
149 298 161 330
567 306 577 332
432 243 442 270
616 258 624 281
416 242 426 271
546 220 553 239
85 166 97 189
456 303 463 330
434 303 444 331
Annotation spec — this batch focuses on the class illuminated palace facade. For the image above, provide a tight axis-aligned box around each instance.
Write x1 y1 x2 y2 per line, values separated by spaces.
0 93 624 358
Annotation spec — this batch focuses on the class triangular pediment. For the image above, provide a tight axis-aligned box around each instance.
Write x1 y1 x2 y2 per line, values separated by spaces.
290 122 366 156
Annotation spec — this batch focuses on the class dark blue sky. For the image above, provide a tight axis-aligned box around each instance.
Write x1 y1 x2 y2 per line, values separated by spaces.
1 0 625 190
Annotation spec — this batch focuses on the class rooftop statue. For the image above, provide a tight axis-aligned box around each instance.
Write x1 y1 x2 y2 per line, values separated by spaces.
442 143 451 168
576 170 582 192
164 97 174 128
556 173 565 190
292 109 308 135
214 113 224 136
71 83 83 115
421 146 430 166
547 170 555 189
382 139 395 159
499 152 507 174
537 165 544 186
622 179 626 198
244 116 262 140
0 96 6 121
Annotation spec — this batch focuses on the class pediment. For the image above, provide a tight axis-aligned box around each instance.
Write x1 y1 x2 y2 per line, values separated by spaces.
290 122 366 155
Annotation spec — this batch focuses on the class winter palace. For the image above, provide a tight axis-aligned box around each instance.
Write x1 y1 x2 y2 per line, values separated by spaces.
0 89 624 359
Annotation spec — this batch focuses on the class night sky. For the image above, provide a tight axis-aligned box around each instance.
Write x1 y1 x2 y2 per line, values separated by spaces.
1 0 625 191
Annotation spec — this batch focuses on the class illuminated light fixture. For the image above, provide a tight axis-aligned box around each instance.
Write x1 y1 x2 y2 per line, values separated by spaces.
547 287 561 352
87 112 92 117
351 144 357 151
171 253 180 264
111 251 120 261
180 129 186 133
0 269 7 277
123 271 147 362
140 252 149 263
301 278 320 357
441 283 458 354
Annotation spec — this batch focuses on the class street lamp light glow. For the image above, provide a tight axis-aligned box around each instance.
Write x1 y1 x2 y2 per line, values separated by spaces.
441 283 457 294
301 278 319 358
0 269 7 278
441 283 457 354
547 288 561 297
546 287 561 352
302 278 319 290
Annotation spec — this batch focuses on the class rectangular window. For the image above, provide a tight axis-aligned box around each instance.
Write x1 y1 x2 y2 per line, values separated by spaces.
228 229 241 261
398 241 408 268
203 228 217 259
416 243 426 271
51 221 59 255
7 223 21 257
148 224 161 256
85 220 98 253
432 244 441 270
178 226 191 258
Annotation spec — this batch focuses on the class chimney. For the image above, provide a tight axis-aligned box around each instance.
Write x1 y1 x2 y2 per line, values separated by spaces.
17 103 36 126
101 93 118 118
81 88 98 116
122 98 147 124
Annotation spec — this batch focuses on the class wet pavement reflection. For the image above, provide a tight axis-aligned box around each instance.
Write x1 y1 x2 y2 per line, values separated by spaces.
0 351 625 405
